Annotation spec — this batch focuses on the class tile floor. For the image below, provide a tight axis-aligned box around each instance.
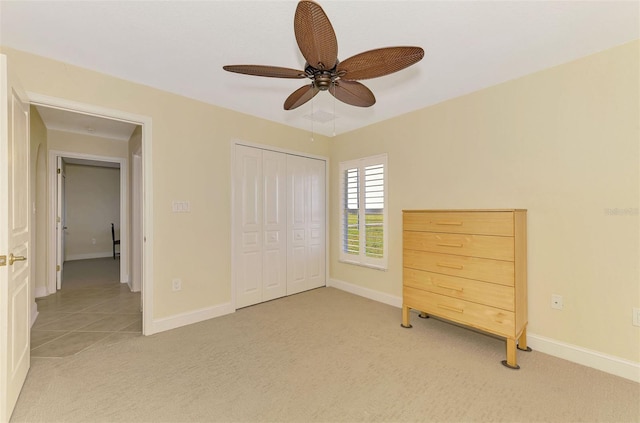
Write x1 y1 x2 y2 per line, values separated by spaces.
31 257 141 358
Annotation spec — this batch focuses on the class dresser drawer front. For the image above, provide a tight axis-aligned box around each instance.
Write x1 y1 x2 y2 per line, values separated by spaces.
403 249 514 286
403 211 514 236
403 231 514 261
403 287 515 337
403 268 515 311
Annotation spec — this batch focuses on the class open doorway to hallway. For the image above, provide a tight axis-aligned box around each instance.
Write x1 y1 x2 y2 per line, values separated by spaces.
30 103 146 348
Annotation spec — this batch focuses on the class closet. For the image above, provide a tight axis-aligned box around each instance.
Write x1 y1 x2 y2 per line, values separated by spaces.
234 145 326 308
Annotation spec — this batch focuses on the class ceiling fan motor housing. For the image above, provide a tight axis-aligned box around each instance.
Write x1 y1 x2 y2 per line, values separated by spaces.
305 64 337 91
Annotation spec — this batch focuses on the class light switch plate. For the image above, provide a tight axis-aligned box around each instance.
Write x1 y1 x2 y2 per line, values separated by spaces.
172 201 190 213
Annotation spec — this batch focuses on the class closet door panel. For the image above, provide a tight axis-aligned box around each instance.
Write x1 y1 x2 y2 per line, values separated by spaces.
262 151 287 301
235 145 263 308
307 158 326 289
287 155 308 295
287 155 326 294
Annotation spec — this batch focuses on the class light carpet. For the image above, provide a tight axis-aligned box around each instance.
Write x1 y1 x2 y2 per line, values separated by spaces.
11 287 640 422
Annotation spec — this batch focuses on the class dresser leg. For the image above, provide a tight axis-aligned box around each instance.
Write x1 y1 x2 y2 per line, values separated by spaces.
418 312 429 319
517 327 533 352
501 338 520 369
401 305 412 328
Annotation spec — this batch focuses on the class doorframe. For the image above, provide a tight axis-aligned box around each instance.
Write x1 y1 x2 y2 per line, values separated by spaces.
28 92 154 336
230 139 330 310
47 150 127 288
131 146 142 292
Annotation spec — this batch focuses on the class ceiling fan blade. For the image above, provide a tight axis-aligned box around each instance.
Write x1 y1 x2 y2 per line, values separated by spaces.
330 80 375 107
284 84 320 110
294 0 338 70
223 65 307 79
337 46 424 80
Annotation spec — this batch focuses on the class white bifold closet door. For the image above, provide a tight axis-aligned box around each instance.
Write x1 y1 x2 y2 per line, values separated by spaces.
234 145 325 309
286 154 326 295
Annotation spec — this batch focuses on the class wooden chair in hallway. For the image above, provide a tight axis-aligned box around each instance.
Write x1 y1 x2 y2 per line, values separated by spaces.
111 223 120 259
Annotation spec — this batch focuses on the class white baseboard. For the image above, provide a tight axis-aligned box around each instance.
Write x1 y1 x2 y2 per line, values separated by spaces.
328 277 639 383
528 333 639 383
34 285 49 298
149 302 235 335
30 301 39 328
66 252 112 261
328 278 402 308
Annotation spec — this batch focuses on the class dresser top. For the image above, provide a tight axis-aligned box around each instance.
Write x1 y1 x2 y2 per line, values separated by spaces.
402 209 527 213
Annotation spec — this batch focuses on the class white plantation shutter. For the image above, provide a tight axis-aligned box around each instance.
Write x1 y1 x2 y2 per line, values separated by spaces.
339 154 388 269
364 164 384 259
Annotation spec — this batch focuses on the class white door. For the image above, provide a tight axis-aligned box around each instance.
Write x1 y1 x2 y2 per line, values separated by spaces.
286 155 326 295
261 150 287 302
234 146 325 307
235 146 288 308
55 156 66 290
235 145 264 308
0 54 31 422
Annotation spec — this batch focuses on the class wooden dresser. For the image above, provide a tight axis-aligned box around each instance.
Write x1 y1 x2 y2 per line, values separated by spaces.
401 209 529 369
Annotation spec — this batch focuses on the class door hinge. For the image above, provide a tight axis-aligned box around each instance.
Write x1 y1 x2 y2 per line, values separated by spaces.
0 255 6 267
57 168 61 174
57 216 61 223
56 265 60 271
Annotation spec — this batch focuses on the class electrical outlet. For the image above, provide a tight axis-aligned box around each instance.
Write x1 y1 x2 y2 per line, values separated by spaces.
633 308 640 327
91 238 96 245
551 294 563 310
172 279 182 292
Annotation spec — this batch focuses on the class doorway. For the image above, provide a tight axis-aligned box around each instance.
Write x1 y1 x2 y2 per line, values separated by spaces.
28 95 153 335
47 150 129 293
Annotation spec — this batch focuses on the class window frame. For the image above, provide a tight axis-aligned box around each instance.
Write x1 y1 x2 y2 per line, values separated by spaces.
338 153 388 270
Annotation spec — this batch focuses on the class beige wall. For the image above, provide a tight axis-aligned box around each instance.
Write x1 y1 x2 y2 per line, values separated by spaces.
48 130 128 159
0 46 331 321
330 41 639 362
29 106 48 298
64 164 120 260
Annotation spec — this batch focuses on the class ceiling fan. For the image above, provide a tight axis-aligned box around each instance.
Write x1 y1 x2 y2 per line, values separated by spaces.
223 0 424 110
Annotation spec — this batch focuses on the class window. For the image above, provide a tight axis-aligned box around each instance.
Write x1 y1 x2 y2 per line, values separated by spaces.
339 154 388 269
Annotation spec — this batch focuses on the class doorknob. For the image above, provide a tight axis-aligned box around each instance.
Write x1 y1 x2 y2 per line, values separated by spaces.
8 253 27 265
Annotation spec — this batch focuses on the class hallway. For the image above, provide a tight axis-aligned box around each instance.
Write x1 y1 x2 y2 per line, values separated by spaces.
31 258 141 358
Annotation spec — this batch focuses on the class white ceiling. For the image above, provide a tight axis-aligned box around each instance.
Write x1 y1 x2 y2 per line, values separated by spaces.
1 1 638 137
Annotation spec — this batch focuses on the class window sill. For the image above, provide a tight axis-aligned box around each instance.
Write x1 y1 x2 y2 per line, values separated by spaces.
338 259 388 271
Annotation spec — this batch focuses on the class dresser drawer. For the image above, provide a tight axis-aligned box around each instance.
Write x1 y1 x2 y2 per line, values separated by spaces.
403 231 514 261
403 286 515 337
403 249 514 286
403 211 514 236
403 268 514 311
